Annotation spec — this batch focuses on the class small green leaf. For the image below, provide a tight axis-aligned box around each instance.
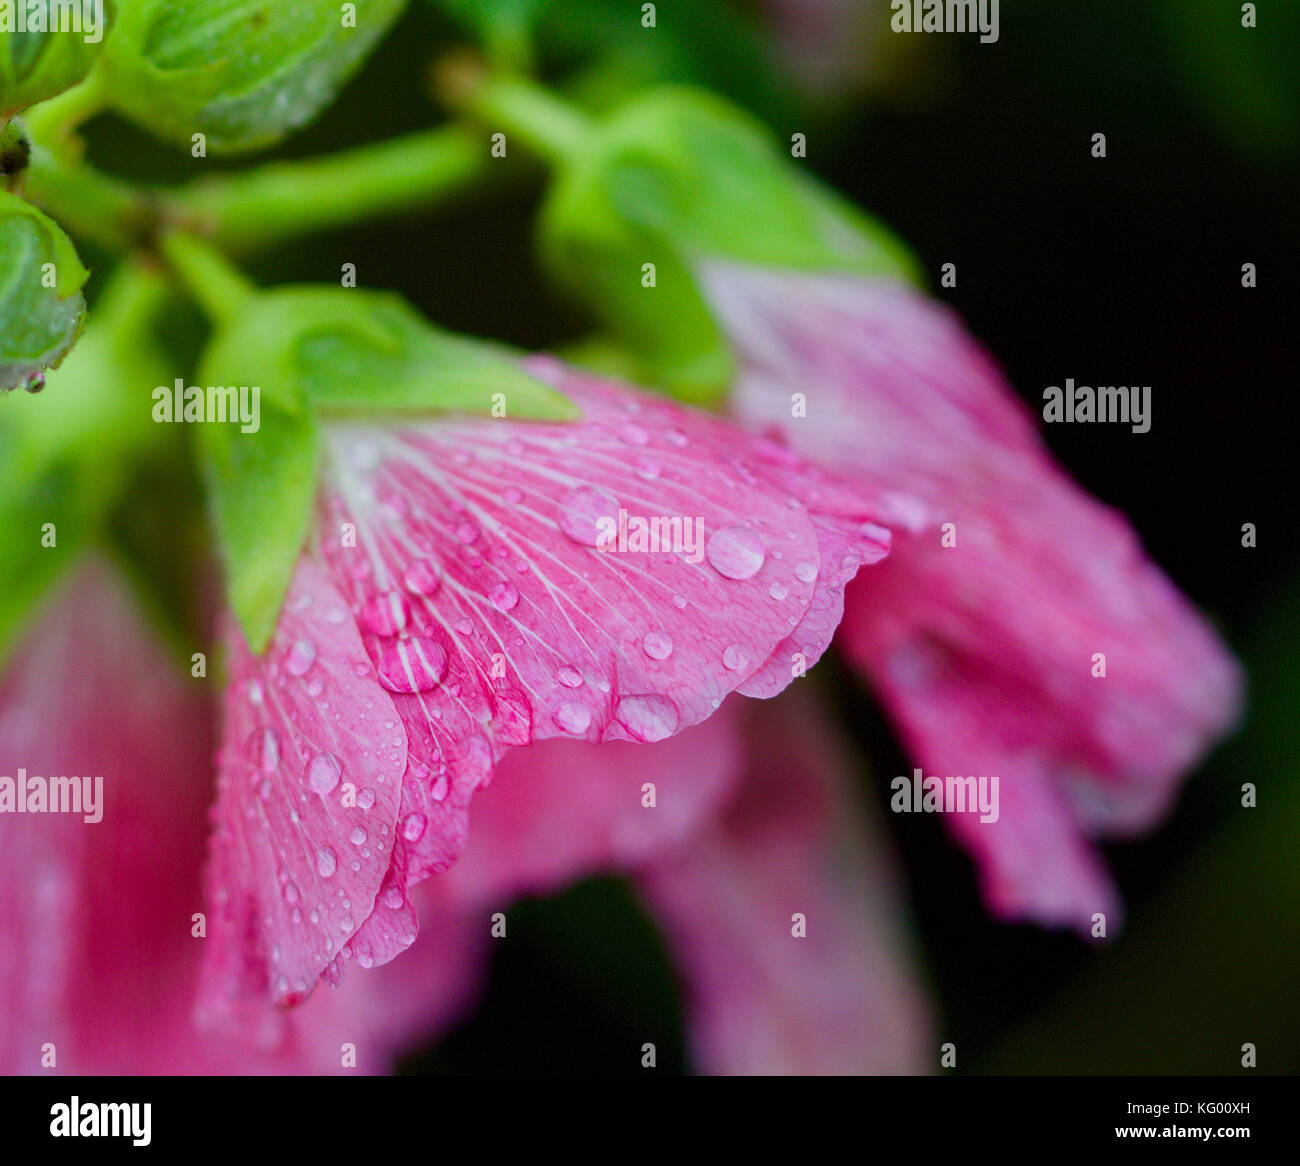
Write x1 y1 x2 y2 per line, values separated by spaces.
197 398 319 653
102 0 406 154
539 86 923 402
0 3 114 119
0 191 88 392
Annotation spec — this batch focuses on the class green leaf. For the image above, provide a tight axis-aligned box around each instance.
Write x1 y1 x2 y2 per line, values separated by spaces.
539 86 923 403
0 190 88 392
0 3 114 119
197 396 319 653
196 284 576 649
102 0 406 154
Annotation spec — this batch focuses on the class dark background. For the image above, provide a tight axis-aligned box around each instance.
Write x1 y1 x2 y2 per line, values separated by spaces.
82 0 1299 1073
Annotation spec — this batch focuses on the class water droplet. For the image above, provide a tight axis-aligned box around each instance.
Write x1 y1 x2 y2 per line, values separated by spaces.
642 630 673 660
357 788 376 811
247 681 264 706
402 559 440 596
430 771 449 802
247 728 280 773
618 421 650 446
282 881 300 905
557 665 584 688
401 812 427 843
769 581 789 601
557 484 619 547
635 456 662 480
349 826 367 846
553 701 592 735
359 591 410 636
374 635 448 693
316 847 337 878
502 486 524 505
707 526 766 580
383 887 405 910
306 752 342 796
454 520 480 544
664 428 688 447
489 581 520 612
795 561 819 583
284 637 316 676
614 693 680 742
722 644 749 672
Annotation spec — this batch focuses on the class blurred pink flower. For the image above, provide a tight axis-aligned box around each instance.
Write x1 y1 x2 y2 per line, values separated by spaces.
0 561 480 1074
199 358 894 1025
706 264 1245 931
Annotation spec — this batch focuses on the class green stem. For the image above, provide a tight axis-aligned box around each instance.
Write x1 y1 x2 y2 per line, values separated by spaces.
21 142 155 249
452 71 592 165
168 124 490 254
19 67 108 152
158 229 257 328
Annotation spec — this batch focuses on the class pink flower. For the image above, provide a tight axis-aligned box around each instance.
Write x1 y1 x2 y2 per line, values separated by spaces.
364 684 933 1074
706 264 1244 931
0 559 929 1074
0 560 476 1074
199 357 894 1025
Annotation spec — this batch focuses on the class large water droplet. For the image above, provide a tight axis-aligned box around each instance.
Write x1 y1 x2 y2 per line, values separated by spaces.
722 644 749 672
360 591 410 636
454 520 480 544
618 421 650 446
349 826 367 846
286 638 317 676
489 581 520 612
795 561 819 584
707 526 766 580
557 664 584 688
306 752 342 796
614 693 680 742
357 788 376 811
557 484 619 547
374 635 448 693
401 812 427 843
316 847 337 878
642 630 674 660
402 559 440 596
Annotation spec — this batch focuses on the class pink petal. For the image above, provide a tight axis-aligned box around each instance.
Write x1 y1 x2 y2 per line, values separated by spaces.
306 358 891 891
637 688 934 1074
711 264 1244 930
199 558 410 1022
0 560 488 1073
437 696 743 907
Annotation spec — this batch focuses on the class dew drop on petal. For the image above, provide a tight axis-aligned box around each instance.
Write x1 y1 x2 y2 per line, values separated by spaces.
722 644 750 672
316 847 337 878
706 526 766 580
306 752 342 796
489 581 520 612
642 630 674 660
769 581 789 601
349 826 367 846
357 788 376 811
286 638 317 676
402 559 440 596
383 887 405 910
454 520 480 544
557 665 584 688
614 693 680 742
401 812 427 843
557 484 619 547
374 635 448 694
359 591 410 636
618 421 650 446
795 561 819 583
282 881 300 905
